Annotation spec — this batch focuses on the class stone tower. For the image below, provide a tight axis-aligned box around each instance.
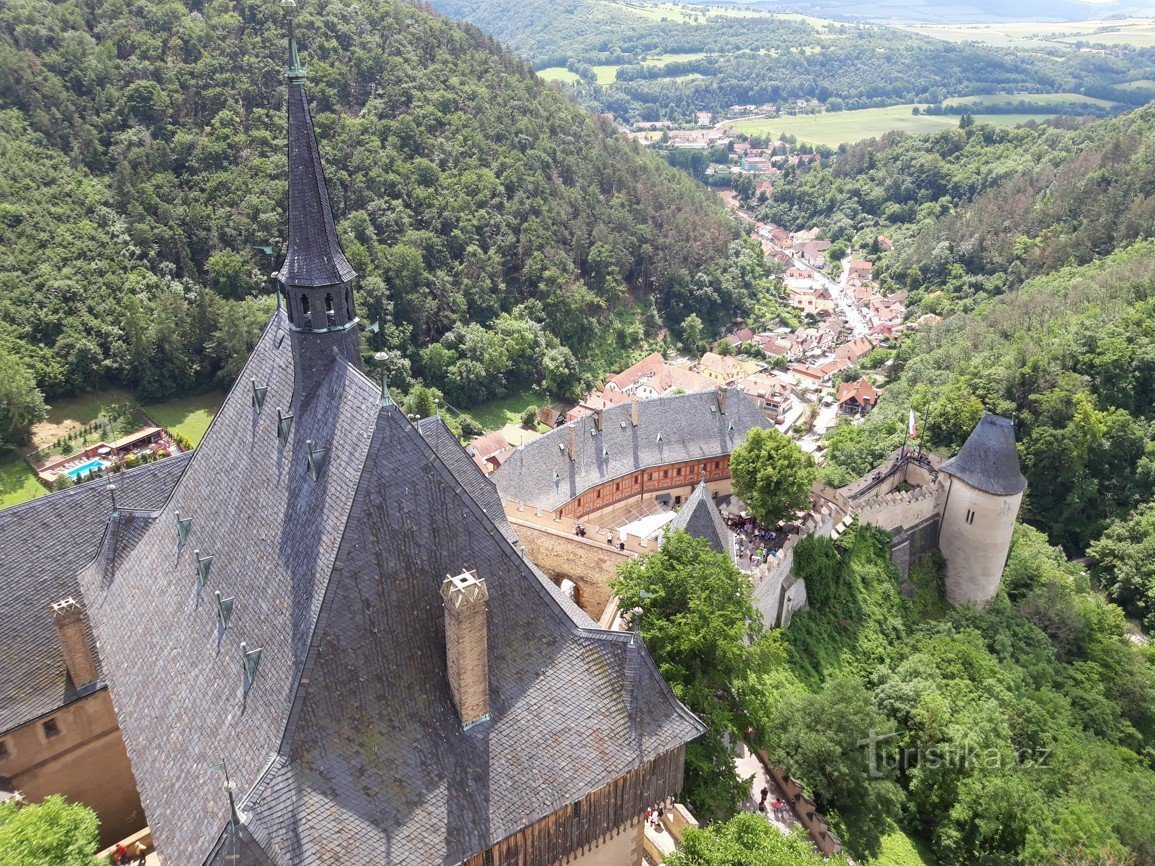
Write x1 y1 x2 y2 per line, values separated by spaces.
938 413 1026 607
277 2 361 391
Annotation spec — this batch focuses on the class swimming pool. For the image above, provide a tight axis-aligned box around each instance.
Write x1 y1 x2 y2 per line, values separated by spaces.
67 458 107 479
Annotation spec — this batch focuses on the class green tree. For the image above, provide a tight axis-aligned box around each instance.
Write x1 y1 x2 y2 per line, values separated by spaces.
0 795 99 866
681 313 704 354
1088 503 1155 630
756 677 903 861
730 428 816 526
542 346 581 401
0 349 47 446
666 813 839 865
611 531 782 819
520 405 539 428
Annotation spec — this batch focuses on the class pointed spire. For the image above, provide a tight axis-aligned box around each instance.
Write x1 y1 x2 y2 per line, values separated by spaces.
282 0 306 81
276 0 357 291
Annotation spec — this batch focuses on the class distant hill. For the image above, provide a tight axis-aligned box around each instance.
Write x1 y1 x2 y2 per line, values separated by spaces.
0 0 742 428
432 0 1155 122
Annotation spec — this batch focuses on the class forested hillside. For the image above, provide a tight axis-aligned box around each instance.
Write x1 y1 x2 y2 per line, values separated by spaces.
0 0 746 444
432 0 1155 121
756 106 1155 312
819 244 1155 633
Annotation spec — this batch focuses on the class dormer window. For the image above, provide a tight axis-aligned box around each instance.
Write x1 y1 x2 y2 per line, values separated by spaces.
42 718 60 739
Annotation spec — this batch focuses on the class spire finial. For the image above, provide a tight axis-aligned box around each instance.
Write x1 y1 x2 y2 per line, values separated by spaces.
281 0 306 80
374 352 394 408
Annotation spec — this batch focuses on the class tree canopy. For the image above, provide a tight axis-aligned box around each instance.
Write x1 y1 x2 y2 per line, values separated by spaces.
0 796 100 866
0 0 754 445
729 427 816 526
611 530 782 819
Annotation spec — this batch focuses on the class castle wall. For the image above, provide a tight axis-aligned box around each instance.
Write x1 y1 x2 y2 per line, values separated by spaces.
889 516 941 580
507 519 630 619
855 482 944 536
3 690 145 848
938 478 1022 607
559 459 731 520
556 818 643 865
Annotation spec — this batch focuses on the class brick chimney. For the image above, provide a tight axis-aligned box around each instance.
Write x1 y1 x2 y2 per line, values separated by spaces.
716 386 728 414
441 570 490 729
593 408 603 432
567 423 577 461
51 598 98 687
631 398 639 427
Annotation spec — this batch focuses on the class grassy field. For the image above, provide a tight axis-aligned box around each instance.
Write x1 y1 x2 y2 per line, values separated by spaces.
946 91 1119 108
538 65 620 84
0 454 45 511
143 390 227 445
904 18 1155 48
468 387 546 432
33 387 137 449
867 829 938 866
642 51 711 66
602 0 764 23
538 67 581 84
729 105 1060 147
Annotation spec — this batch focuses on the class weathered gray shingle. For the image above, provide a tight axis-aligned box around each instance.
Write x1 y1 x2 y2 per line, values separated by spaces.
491 390 772 512
82 314 699 865
0 454 190 734
939 413 1026 496
669 482 733 556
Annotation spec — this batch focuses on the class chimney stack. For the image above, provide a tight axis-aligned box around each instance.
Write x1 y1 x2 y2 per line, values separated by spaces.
51 598 98 687
716 386 728 415
567 423 577 461
441 570 490 729
593 409 603 432
631 398 639 427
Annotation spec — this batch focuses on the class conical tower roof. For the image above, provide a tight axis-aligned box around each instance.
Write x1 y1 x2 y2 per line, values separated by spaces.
669 481 733 556
939 413 1026 496
275 13 357 289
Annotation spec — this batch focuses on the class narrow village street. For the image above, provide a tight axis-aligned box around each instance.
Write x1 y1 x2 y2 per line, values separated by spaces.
792 251 870 338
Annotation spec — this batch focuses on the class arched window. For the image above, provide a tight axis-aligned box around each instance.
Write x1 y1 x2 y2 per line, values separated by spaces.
325 292 334 313
301 295 310 314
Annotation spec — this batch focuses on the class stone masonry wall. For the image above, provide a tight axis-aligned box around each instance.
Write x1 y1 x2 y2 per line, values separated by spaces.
508 519 630 619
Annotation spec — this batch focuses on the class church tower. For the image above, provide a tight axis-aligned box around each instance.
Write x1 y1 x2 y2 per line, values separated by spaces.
938 413 1026 607
277 1 361 389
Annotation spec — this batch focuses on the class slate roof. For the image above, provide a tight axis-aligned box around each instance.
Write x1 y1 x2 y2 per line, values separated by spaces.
939 413 1027 497
668 482 733 557
0 454 190 734
491 389 772 512
80 313 699 866
275 77 356 289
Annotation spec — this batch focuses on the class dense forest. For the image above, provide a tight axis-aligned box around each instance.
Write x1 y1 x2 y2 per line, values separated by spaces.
0 0 756 446
616 524 1155 864
432 0 1155 122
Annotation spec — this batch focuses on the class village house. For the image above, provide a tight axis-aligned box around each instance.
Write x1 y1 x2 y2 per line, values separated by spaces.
847 259 873 280
834 336 876 364
696 351 764 385
836 378 880 415
877 235 893 252
798 239 832 266
740 373 797 424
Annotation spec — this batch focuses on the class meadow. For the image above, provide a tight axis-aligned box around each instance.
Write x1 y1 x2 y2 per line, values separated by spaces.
904 17 1155 48
729 104 1060 147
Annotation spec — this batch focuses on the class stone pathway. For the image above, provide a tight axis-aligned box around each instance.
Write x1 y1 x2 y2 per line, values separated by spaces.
734 741 797 835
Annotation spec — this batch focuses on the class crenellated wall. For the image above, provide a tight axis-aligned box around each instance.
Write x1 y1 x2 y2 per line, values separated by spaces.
855 481 945 538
